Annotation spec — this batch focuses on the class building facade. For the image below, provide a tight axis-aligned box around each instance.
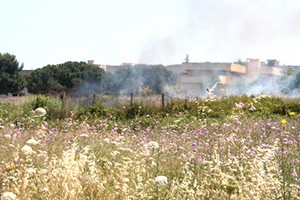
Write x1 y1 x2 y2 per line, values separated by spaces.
165 59 282 96
91 58 283 96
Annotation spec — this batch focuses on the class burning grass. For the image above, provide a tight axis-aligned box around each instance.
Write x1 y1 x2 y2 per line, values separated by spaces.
0 95 300 199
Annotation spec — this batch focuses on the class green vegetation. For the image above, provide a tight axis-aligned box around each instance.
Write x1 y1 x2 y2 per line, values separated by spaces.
2 95 300 124
0 95 299 199
110 65 177 95
0 53 26 95
26 62 176 96
3 51 300 98
27 61 105 94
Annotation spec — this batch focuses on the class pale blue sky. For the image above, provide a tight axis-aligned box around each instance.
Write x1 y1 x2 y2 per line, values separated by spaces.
1 0 300 69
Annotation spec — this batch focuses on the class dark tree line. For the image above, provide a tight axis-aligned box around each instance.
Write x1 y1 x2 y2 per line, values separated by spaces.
28 61 105 94
27 63 177 95
0 53 26 95
0 53 177 95
4 52 300 97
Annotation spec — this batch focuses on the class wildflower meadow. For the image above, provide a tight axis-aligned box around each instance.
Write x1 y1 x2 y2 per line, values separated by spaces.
0 95 299 199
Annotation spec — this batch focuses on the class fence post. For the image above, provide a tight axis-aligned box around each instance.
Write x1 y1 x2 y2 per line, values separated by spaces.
161 93 165 111
184 98 188 109
92 93 96 105
130 93 133 106
60 91 66 119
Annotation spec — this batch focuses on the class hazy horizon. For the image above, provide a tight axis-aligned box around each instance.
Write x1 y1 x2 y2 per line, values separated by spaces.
1 0 300 70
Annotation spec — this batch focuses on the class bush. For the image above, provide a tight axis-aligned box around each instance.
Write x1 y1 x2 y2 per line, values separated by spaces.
126 102 142 119
76 101 107 119
31 95 65 119
285 98 300 113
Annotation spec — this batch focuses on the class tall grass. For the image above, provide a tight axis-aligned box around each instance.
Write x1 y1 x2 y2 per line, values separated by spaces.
0 95 299 199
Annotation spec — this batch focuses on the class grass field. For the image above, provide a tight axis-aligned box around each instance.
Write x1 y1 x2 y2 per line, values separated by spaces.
0 95 299 199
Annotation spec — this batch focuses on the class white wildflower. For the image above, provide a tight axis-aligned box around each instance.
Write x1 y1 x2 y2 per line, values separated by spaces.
9 124 15 128
0 125 4 129
110 141 118 145
118 147 133 153
42 187 49 193
151 160 157 167
2 192 17 200
103 138 110 143
82 147 90 153
155 175 168 187
111 150 120 157
26 138 39 145
145 141 159 150
3 134 11 140
35 107 47 117
174 119 181 124
21 145 34 155
79 133 89 138
26 167 37 174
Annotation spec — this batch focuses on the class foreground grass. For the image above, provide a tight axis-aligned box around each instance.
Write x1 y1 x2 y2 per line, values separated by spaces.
0 96 300 199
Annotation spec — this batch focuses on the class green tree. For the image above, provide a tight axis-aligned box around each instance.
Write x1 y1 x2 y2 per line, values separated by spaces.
28 61 105 94
0 53 27 94
109 65 177 95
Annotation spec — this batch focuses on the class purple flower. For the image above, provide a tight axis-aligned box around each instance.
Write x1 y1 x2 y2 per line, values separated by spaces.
261 144 271 149
235 102 244 109
249 106 256 111
196 157 202 163
291 171 298 178
293 159 300 163
205 142 210 149
226 135 235 142
283 148 291 155
191 142 197 147
283 138 295 145
248 151 255 157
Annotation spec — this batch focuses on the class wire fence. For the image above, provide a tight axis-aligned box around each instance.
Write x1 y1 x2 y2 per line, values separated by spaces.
66 92 181 109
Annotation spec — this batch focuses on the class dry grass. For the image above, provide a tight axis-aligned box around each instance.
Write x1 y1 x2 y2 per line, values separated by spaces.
0 97 300 199
0 96 35 105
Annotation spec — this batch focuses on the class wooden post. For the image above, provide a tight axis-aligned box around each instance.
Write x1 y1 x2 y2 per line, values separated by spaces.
60 91 66 119
184 99 188 109
161 93 165 111
130 93 133 105
92 93 96 105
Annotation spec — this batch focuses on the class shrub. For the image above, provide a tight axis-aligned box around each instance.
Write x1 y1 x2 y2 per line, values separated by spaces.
125 102 143 119
30 95 65 119
76 101 107 119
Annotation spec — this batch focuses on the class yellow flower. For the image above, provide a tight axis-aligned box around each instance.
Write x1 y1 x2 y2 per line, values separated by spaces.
289 112 295 116
281 119 287 125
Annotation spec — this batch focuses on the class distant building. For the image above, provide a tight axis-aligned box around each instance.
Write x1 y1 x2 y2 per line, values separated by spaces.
166 62 246 96
108 63 136 73
88 58 284 96
20 70 34 82
165 58 282 96
87 60 108 71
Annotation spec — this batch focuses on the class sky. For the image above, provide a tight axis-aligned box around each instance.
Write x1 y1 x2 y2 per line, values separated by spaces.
1 0 300 69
